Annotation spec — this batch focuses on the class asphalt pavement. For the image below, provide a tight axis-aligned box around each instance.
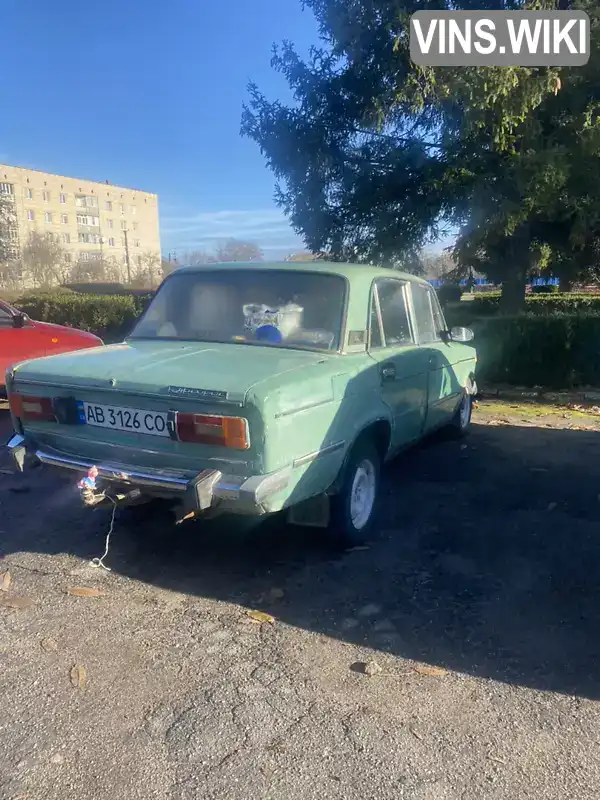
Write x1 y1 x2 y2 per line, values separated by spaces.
1 403 600 800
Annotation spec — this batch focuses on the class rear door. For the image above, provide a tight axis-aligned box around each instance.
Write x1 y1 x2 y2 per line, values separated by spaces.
409 282 465 432
367 278 429 452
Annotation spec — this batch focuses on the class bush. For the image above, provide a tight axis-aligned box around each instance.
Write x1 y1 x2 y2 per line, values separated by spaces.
471 293 600 316
436 283 463 306
473 312 600 388
15 290 153 342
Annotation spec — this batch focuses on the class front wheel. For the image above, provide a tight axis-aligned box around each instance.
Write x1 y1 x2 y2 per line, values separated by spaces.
329 438 381 545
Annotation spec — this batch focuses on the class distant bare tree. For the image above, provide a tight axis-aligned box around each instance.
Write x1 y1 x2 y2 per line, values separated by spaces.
161 257 178 278
0 192 18 269
22 230 68 287
133 251 162 287
179 250 217 266
69 255 121 284
215 239 263 262
422 250 457 280
284 250 320 262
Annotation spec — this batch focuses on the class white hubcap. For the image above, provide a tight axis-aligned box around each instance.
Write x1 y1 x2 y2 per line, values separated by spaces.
459 394 471 429
349 459 376 530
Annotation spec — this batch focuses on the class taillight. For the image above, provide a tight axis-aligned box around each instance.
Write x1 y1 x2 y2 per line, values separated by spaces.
9 394 56 422
175 413 249 449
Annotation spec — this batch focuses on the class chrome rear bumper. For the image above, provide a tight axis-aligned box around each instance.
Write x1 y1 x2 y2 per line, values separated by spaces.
6 434 291 514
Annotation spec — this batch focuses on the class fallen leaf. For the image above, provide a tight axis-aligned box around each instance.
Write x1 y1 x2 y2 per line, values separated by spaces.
0 571 11 591
66 587 105 598
246 609 275 625
547 502 558 511
70 664 87 689
0 595 34 610
410 727 425 741
41 637 58 652
412 664 448 678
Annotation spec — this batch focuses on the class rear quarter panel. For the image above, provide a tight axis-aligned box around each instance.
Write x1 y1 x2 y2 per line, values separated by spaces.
251 353 393 508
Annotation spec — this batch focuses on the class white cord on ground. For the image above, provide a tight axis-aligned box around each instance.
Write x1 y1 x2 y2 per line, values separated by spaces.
89 496 117 572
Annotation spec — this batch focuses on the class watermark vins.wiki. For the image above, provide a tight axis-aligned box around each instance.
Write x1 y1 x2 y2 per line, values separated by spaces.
410 11 590 66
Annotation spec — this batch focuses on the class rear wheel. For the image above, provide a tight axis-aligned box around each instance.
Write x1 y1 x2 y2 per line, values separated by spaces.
448 390 472 438
329 437 381 545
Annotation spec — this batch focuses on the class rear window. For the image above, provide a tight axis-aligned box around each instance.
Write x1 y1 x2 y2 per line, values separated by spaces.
129 269 346 351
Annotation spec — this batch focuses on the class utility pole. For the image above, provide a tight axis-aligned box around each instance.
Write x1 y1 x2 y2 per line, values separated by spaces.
124 228 131 284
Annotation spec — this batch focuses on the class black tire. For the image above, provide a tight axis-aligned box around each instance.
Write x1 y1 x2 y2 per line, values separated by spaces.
447 390 472 439
329 437 381 546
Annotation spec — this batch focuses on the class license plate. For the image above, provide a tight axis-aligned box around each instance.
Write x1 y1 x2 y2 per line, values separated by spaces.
77 402 170 437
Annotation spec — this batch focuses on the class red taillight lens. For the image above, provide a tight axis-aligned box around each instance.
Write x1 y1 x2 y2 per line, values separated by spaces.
176 413 249 449
9 394 56 422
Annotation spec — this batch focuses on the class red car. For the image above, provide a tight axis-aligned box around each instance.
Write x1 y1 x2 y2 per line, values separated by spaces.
0 299 103 395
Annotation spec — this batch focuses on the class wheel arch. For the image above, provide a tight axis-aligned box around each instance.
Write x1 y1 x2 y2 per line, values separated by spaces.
328 416 392 495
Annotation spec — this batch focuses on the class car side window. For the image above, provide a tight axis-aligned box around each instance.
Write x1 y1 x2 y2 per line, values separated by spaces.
411 284 439 344
430 289 448 336
0 306 12 326
370 279 412 348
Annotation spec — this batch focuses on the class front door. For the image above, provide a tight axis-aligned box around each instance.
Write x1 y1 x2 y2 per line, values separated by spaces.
410 283 465 432
367 278 429 453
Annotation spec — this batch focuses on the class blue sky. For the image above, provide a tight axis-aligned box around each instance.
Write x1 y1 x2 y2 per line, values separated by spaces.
0 0 322 258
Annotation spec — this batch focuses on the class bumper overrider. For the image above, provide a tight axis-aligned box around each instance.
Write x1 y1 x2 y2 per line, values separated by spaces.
6 433 292 516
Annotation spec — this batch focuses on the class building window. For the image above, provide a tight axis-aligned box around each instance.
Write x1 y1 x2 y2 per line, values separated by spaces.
61 214 68 224
8 228 18 241
62 233 71 244
107 219 113 229
121 236 126 246
108 237 115 247
0 182 14 195
45 212 53 223
59 193 67 204
25 188 33 200
77 214 100 227
75 194 98 209
27 210 35 221
132 221 138 231
119 203 125 215
134 239 140 247
121 220 127 231
131 206 137 215
106 201 112 211
137 255 142 266
43 190 51 202
80 252 89 262
65 253 72 262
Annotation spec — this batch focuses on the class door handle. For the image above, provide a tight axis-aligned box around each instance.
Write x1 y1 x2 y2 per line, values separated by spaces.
381 363 396 381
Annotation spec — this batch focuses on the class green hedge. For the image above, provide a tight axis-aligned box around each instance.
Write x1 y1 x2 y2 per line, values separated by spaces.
15 291 153 342
473 312 600 388
471 293 600 315
11 291 600 388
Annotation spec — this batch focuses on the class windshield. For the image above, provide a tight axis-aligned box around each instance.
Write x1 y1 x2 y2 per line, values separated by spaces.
129 269 346 351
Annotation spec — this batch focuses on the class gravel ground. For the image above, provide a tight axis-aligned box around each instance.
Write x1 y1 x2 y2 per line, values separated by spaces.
1 401 600 800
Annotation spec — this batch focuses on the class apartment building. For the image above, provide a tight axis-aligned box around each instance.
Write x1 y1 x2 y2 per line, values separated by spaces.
0 163 161 281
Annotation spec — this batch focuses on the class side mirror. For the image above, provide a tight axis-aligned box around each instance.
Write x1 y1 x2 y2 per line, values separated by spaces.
450 326 474 342
12 312 28 329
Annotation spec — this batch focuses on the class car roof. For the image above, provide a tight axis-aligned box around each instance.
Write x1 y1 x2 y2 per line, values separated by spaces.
173 261 431 286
